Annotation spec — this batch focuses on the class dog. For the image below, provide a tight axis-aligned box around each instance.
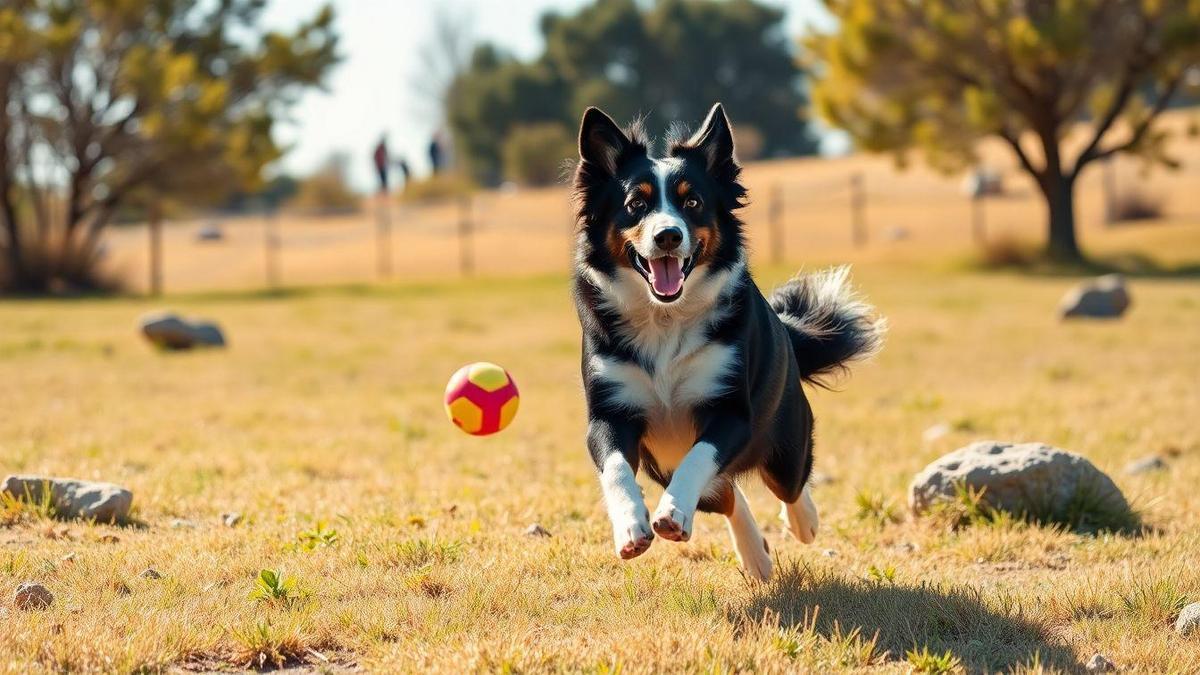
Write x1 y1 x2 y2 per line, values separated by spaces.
571 103 884 581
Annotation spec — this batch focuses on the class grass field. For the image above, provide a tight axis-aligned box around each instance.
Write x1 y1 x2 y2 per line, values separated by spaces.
3 246 1200 672
3 117 1200 672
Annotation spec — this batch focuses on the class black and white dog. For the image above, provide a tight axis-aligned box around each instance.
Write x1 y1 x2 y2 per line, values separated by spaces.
572 103 884 581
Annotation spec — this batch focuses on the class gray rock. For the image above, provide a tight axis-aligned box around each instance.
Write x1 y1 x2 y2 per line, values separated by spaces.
1085 653 1115 672
139 312 226 350
1124 455 1168 475
196 222 224 242
221 512 243 527
1 475 132 523
908 441 1133 530
1177 602 1200 636
140 568 163 580
523 523 551 538
1059 274 1130 319
169 518 196 529
14 582 53 610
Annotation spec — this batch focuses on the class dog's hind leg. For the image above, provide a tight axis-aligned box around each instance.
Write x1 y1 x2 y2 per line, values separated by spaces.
779 485 819 544
727 484 773 581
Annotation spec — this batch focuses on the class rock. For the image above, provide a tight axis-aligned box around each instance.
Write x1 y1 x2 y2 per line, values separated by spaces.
523 523 551 538
821 549 838 558
14 582 53 610
1085 653 1115 672
908 441 1133 530
196 222 224 242
923 423 952 444
139 312 226 350
1177 602 1200 636
1124 456 1167 475
221 512 243 527
169 518 196 529
1059 274 1130 319
140 568 163 580
1 475 132 523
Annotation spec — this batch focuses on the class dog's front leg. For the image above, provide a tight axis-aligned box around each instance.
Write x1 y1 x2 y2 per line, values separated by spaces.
652 403 750 542
588 416 653 559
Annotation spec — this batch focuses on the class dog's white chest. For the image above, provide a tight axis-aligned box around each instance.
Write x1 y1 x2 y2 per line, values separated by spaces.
592 330 737 471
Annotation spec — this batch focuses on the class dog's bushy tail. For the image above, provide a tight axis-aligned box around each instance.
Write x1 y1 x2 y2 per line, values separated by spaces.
768 266 885 386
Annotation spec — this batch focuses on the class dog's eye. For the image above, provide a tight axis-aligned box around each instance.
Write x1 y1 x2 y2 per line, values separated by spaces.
627 198 646 214
683 196 701 210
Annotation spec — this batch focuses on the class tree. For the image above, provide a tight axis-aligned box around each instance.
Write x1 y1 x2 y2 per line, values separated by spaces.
502 123 577 186
0 0 339 293
809 1 1200 263
446 0 817 186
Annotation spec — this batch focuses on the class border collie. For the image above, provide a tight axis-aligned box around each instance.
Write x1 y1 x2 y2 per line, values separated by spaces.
571 103 884 581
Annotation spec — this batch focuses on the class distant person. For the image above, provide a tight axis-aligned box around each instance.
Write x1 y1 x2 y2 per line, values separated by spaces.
428 136 442 175
373 135 390 194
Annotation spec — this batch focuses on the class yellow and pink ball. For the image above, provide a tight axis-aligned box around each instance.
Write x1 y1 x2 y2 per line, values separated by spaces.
443 362 520 436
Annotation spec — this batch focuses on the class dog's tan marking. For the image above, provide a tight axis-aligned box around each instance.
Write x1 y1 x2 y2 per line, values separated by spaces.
676 180 691 197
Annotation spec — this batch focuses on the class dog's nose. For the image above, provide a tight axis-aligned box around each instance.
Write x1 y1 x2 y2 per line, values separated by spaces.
654 227 683 251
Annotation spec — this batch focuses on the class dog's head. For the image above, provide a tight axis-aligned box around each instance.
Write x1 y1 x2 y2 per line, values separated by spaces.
573 103 747 305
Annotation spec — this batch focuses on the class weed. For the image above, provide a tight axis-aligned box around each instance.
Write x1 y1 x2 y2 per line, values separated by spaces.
906 645 962 674
248 569 303 607
293 520 341 551
854 490 901 527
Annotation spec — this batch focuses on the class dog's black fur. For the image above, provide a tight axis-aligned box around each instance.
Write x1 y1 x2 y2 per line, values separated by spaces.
572 103 882 578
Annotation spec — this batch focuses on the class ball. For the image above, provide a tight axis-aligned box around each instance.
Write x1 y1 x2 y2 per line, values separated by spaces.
443 362 520 436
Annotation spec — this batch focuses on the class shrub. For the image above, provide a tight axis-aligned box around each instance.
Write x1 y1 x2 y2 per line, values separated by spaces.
1 235 123 295
1107 186 1165 223
501 123 576 187
287 153 362 215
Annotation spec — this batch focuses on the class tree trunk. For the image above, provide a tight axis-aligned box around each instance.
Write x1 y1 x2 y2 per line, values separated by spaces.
1042 171 1082 263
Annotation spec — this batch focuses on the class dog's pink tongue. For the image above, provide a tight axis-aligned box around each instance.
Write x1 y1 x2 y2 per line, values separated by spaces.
648 256 683 296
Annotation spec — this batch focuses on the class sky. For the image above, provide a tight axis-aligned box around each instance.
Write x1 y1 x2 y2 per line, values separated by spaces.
261 0 836 191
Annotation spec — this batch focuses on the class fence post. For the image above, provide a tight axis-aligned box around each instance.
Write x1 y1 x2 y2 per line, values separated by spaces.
376 194 393 278
850 172 867 247
768 182 784 265
148 203 162 296
458 194 473 277
971 194 986 245
1102 157 1116 225
264 203 280 290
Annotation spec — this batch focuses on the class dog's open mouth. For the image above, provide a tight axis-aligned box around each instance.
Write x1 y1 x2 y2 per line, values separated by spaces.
628 248 700 303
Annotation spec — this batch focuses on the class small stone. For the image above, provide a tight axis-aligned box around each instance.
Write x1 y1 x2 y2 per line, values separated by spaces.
220 512 242 527
922 422 951 443
524 523 552 538
1085 653 1115 672
169 518 196 529
821 549 838 558
1176 602 1200 636
139 312 226 350
140 568 163 580
14 582 53 610
1059 274 1130 319
60 552 76 563
1124 456 1167 475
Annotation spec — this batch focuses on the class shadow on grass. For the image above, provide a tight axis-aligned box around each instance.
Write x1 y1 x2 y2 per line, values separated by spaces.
736 560 1079 672
961 248 1200 279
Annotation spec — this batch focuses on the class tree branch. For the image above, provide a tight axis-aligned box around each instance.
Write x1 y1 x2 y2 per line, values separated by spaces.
1077 71 1185 173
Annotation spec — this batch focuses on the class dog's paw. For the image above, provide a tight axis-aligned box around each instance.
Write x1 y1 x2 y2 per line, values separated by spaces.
651 502 693 542
613 515 654 560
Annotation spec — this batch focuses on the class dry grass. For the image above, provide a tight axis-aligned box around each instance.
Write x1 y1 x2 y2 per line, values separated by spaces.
1 251 1199 672
2 110 1199 672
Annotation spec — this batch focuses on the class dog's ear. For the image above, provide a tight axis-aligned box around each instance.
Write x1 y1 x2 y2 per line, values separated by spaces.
579 107 633 176
686 103 736 172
